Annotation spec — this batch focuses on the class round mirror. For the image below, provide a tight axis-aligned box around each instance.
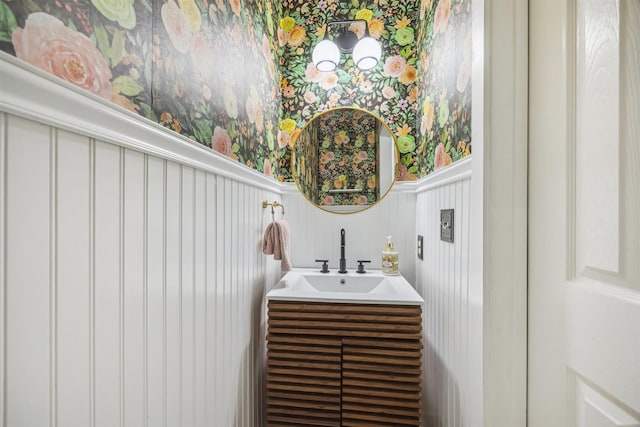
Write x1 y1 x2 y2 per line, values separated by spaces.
292 107 398 214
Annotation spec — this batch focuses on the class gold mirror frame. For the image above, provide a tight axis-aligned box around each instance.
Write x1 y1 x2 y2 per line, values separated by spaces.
291 106 399 214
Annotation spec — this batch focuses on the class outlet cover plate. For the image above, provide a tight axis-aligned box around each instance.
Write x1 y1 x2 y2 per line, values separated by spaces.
441 209 454 243
417 235 423 260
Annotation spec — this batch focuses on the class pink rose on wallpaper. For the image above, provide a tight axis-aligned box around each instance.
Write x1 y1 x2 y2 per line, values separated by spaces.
277 130 290 149
12 13 113 99
304 63 322 83
211 126 232 156
262 35 272 59
434 143 445 169
434 143 452 170
189 32 213 78
396 163 408 180
359 80 373 93
320 195 335 206
319 72 338 90
327 92 341 106
303 91 316 103
353 195 368 205
382 55 407 77
263 159 273 177
382 86 396 100
162 0 192 54
434 0 451 34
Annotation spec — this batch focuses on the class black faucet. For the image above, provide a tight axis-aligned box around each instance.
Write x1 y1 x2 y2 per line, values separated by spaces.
338 228 347 273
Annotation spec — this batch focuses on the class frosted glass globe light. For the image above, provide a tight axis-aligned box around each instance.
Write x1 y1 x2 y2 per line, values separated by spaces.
312 39 340 72
352 36 381 70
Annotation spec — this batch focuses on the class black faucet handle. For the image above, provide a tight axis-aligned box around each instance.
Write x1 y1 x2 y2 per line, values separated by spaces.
315 259 330 273
356 260 371 274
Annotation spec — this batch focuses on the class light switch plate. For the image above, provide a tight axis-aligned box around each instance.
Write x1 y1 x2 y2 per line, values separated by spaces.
417 235 423 260
440 209 454 243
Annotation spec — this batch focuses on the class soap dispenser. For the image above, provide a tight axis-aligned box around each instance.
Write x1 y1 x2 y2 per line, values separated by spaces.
381 236 399 275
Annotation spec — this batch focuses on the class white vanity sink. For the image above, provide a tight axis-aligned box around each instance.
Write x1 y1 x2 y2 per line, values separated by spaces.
267 268 424 305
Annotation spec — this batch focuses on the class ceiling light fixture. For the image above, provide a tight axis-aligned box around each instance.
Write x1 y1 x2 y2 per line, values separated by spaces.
312 19 382 72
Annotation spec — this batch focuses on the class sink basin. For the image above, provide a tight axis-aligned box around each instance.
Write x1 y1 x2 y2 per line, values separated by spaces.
295 274 391 293
267 268 423 305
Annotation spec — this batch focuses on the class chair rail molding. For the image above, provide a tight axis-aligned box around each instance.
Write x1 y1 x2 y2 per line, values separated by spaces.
0 53 283 193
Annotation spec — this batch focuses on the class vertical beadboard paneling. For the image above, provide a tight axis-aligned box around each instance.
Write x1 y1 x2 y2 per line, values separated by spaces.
230 179 240 427
214 175 226 425
164 161 181 427
415 173 473 427
1 111 282 427
56 130 91 426
146 156 165 427
123 149 145 426
5 115 51 427
193 170 206 427
93 141 121 427
180 166 195 427
205 172 217 425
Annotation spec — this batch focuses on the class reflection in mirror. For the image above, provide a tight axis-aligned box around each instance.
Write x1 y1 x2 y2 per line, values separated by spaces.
292 107 398 214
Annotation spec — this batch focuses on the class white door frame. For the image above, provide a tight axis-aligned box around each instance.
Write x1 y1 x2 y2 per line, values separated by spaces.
475 0 529 425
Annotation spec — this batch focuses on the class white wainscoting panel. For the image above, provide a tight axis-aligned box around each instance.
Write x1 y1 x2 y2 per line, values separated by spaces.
0 111 282 427
414 162 476 427
282 186 417 284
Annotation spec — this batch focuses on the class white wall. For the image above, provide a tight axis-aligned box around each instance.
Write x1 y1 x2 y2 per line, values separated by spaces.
0 57 283 427
283 185 417 284
413 159 481 427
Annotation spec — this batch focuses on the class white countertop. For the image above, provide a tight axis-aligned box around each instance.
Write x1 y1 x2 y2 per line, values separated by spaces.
266 268 424 305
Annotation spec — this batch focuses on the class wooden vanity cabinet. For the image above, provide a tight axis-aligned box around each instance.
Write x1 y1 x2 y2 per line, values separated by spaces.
266 300 423 427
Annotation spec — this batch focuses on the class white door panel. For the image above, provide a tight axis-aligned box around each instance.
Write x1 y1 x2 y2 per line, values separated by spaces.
529 0 640 426
574 378 640 427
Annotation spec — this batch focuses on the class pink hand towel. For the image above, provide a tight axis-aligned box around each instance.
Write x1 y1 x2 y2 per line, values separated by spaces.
275 220 291 271
261 219 291 271
262 222 275 255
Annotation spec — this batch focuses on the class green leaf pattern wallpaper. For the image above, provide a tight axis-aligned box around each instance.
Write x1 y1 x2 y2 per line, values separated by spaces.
277 0 420 182
0 0 283 178
292 121 320 203
0 0 471 183
415 0 472 177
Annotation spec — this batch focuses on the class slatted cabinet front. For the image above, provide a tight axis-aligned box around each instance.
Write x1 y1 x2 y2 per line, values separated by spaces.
266 301 422 427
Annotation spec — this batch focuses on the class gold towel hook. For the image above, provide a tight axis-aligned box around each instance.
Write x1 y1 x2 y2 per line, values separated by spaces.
262 200 285 221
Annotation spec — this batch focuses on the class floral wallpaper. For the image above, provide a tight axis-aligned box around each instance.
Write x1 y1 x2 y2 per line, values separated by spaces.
277 0 420 182
292 120 319 204
414 0 472 178
0 0 282 178
0 0 472 183
316 109 378 206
